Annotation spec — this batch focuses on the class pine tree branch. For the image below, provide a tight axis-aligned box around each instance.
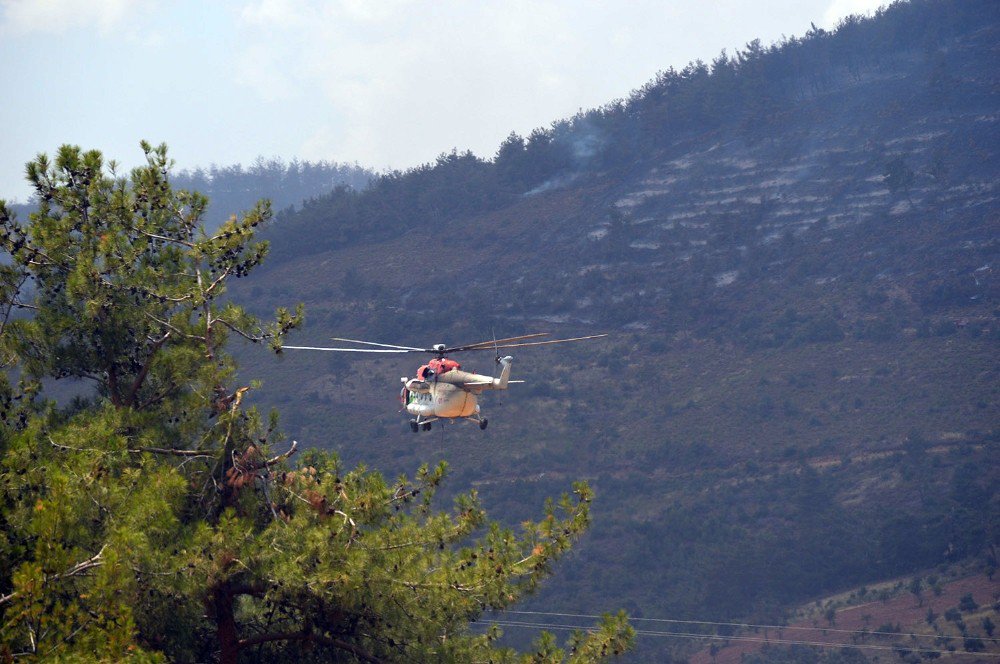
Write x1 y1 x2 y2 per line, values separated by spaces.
389 579 482 593
55 545 107 578
0 272 32 337
146 312 205 341
137 230 194 248
128 446 213 458
214 317 266 343
99 275 194 302
237 630 309 649
237 630 386 663
64 372 103 385
202 265 233 297
4 240 61 271
263 440 297 467
311 634 387 664
41 616 94 658
387 484 423 506
124 331 170 407
48 436 106 454
0 545 107 608
50 433 211 459
365 522 473 552
135 382 180 410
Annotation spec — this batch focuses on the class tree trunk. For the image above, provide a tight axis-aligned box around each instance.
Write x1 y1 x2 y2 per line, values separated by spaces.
210 584 240 664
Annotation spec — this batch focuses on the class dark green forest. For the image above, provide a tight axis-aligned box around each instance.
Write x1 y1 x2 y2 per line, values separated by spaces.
173 159 373 230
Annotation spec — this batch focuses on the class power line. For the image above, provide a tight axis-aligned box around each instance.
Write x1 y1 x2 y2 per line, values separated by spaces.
497 609 999 643
481 618 1000 659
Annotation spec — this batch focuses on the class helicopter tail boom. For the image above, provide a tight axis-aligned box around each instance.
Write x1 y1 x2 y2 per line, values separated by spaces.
455 356 514 391
497 355 513 389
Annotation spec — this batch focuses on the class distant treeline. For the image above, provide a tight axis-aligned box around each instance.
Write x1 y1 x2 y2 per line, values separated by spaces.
266 0 991 262
173 158 373 230
5 158 375 233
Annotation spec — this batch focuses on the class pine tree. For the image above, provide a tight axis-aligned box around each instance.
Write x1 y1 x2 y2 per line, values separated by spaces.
0 144 633 662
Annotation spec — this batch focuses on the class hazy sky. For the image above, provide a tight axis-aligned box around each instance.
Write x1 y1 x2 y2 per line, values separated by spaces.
0 0 885 202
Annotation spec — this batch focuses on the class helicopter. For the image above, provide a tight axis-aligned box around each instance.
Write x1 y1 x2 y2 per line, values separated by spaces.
282 333 606 432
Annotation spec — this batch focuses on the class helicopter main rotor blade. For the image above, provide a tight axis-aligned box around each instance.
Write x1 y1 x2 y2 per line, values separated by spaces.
282 345 417 353
446 333 550 352
487 334 608 350
283 333 605 354
329 337 427 351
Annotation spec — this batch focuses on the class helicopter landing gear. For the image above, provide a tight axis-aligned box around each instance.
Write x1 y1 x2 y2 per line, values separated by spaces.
465 415 488 430
410 417 439 432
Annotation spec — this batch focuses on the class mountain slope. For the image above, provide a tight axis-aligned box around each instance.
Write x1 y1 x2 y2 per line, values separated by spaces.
231 2 998 660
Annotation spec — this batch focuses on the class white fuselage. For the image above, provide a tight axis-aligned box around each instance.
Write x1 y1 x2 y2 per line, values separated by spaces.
404 382 480 418
401 356 512 421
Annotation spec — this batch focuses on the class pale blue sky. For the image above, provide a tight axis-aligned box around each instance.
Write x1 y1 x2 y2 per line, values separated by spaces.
0 0 884 202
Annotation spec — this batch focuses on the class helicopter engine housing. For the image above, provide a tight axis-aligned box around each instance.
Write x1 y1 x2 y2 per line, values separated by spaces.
404 379 431 393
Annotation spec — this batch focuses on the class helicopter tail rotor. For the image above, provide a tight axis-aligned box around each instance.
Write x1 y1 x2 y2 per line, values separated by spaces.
492 328 503 405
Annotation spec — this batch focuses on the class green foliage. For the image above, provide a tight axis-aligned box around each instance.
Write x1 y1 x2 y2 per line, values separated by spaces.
963 636 985 652
0 145 632 662
0 142 301 411
908 577 923 605
958 593 978 613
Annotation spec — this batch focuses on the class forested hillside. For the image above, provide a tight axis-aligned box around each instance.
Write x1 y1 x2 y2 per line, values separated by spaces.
173 159 373 230
5 158 373 233
237 0 999 660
